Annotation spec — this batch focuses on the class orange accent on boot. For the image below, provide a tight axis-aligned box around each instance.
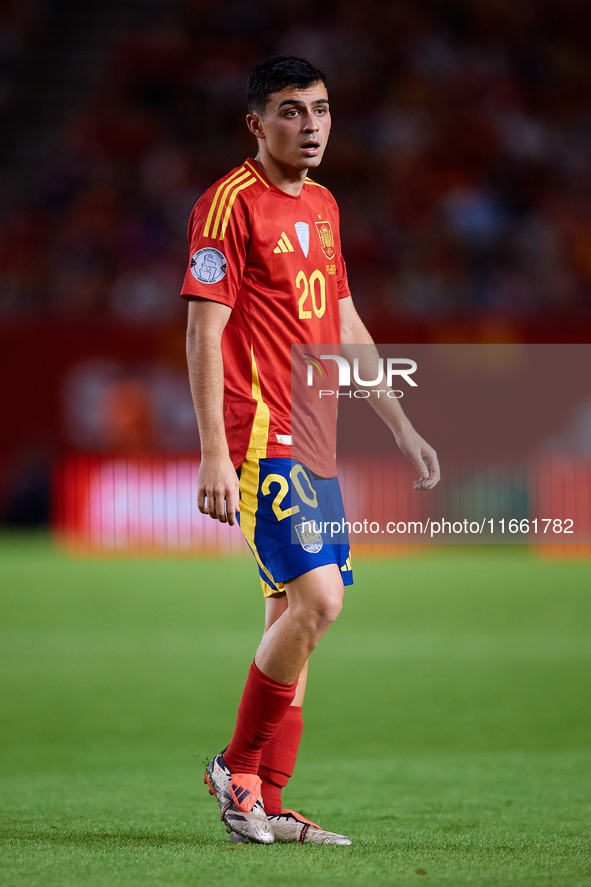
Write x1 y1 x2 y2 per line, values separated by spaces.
230 774 262 813
282 809 321 829
204 773 215 796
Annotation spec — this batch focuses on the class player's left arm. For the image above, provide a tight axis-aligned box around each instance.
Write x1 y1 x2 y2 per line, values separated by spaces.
339 295 440 491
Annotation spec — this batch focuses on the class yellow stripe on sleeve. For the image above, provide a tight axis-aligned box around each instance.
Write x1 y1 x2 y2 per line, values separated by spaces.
203 167 246 237
219 177 256 240
210 169 251 239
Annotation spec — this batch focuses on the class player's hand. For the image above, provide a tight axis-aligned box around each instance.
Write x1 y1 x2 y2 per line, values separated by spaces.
197 454 240 524
394 424 440 491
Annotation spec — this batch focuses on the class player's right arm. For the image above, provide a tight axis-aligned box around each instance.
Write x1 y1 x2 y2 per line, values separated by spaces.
186 298 240 524
181 166 253 524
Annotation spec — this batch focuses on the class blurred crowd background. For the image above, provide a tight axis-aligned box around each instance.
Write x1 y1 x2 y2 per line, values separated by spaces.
1 0 591 526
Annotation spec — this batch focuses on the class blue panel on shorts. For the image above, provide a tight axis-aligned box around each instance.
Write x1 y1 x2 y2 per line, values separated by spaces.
237 458 353 593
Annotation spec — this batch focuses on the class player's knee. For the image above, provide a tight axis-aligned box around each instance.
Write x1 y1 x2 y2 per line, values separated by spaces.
297 588 343 636
319 590 343 627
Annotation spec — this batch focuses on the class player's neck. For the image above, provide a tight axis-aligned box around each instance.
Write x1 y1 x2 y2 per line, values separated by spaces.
253 154 308 197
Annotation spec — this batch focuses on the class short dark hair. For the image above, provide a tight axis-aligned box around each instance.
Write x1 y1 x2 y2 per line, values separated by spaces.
246 55 328 114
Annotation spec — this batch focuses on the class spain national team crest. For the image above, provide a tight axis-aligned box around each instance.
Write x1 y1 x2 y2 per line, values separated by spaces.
294 517 323 553
315 221 335 260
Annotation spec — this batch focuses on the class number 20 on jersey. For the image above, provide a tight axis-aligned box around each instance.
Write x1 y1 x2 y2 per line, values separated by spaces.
297 270 326 319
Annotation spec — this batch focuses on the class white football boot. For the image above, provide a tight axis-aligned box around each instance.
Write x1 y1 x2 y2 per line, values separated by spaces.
204 752 274 844
229 808 351 844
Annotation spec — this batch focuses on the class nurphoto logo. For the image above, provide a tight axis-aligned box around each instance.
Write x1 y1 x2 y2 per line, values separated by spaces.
302 353 418 398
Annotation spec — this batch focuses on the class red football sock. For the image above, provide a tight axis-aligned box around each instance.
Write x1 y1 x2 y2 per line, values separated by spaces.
224 661 298 775
259 704 304 814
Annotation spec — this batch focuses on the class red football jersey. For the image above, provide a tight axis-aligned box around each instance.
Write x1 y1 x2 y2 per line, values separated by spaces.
181 158 350 477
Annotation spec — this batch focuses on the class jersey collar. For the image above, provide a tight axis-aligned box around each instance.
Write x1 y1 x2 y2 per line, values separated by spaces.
244 158 310 200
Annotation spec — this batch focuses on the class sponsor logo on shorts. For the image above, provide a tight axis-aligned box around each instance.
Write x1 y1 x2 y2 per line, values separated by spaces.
190 248 227 284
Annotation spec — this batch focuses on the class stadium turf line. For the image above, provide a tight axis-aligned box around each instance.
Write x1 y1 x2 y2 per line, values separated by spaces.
1 532 590 886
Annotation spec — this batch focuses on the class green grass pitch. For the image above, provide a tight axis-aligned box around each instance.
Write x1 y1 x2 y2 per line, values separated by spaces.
1 533 590 887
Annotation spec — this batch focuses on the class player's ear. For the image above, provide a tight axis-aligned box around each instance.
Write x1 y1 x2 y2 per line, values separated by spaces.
246 113 265 139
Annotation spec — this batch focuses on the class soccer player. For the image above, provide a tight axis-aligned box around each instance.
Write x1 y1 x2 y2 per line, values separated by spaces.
182 56 440 844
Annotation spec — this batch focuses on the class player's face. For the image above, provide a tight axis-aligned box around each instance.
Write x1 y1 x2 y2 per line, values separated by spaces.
250 82 331 172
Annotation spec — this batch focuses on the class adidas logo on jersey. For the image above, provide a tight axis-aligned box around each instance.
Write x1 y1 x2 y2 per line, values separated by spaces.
273 231 295 253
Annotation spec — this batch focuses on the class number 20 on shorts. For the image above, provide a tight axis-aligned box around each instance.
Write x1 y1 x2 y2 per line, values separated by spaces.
261 465 318 521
